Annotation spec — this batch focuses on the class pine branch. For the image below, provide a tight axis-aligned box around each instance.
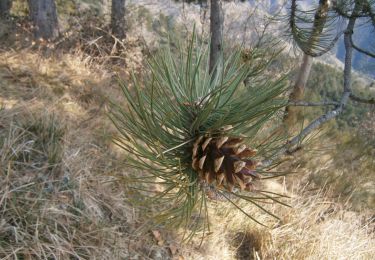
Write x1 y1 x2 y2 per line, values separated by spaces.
334 6 369 18
333 0 375 20
306 30 345 57
111 31 290 233
350 34 375 58
263 2 363 168
364 0 375 27
289 0 339 57
287 100 339 107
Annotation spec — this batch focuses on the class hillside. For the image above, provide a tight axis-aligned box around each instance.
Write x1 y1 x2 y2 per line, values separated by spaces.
1 1 375 259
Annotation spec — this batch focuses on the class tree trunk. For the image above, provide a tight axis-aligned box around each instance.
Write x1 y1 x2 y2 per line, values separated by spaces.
0 0 12 18
209 0 224 75
283 0 330 129
28 0 59 40
283 54 313 127
111 0 126 39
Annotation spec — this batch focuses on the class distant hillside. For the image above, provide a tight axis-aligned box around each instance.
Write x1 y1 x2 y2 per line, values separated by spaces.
336 22 375 78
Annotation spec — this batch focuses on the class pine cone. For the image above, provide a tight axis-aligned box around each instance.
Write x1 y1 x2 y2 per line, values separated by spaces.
192 126 258 192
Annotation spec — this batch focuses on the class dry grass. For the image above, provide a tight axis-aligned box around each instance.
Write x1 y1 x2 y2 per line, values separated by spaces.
0 50 163 259
0 24 374 260
180 183 374 260
0 108 128 259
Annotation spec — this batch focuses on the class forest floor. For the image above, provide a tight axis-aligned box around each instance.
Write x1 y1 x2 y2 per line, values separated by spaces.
1 15 375 260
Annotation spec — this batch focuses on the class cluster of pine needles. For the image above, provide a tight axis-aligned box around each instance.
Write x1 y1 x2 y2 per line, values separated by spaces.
110 32 291 240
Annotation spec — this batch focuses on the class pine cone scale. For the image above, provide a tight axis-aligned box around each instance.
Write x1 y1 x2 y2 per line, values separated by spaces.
198 155 206 170
214 156 225 173
234 161 246 173
191 127 259 192
202 137 212 151
237 148 257 158
216 136 229 149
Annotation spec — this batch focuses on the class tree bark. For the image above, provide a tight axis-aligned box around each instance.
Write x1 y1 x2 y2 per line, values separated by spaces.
0 0 12 18
28 0 59 40
209 0 224 75
111 0 126 39
283 54 313 127
283 0 330 129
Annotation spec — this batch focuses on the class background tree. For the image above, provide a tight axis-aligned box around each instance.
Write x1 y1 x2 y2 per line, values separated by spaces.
0 0 12 18
111 0 126 39
28 0 59 40
209 0 224 74
283 0 331 129
173 0 225 74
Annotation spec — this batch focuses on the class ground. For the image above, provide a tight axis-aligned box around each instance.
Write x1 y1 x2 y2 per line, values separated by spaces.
0 15 374 260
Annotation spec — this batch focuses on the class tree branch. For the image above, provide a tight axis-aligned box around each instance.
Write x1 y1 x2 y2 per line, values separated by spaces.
287 100 339 107
333 1 370 19
334 0 375 28
363 0 375 28
263 2 362 168
350 34 375 58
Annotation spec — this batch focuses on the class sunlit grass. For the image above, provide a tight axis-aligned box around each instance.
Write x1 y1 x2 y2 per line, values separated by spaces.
0 3 374 258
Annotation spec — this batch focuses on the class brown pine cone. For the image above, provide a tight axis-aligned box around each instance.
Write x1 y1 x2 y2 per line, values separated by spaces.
192 128 258 192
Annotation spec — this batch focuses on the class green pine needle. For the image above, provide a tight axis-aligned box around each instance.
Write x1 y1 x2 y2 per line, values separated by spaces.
109 31 289 240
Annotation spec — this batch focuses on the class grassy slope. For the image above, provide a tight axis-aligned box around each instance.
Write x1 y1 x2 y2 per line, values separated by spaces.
0 47 171 258
1 3 375 260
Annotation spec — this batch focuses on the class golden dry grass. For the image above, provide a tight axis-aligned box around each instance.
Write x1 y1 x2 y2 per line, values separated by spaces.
180 181 374 260
0 50 158 259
